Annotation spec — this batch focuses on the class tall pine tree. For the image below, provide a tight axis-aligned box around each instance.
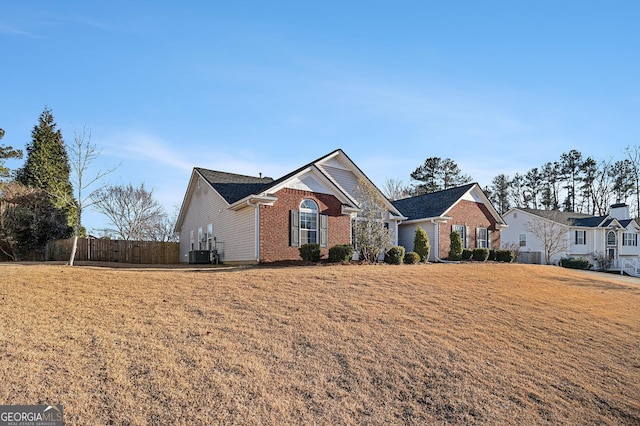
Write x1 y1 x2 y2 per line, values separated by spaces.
16 107 76 227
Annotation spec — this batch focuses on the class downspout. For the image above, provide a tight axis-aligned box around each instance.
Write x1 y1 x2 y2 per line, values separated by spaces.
430 218 443 262
247 199 260 263
431 218 458 263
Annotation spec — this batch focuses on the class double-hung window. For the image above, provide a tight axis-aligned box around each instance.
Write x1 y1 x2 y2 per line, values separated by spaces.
476 227 488 248
623 232 638 246
575 230 586 245
452 225 465 248
300 199 318 245
519 234 526 247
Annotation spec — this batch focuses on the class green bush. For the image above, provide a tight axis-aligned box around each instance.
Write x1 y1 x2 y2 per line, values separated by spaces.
299 243 321 262
404 251 420 264
472 248 490 261
384 246 405 265
488 249 497 261
461 249 473 260
413 226 430 262
559 257 592 270
448 231 463 260
496 250 515 263
328 244 354 263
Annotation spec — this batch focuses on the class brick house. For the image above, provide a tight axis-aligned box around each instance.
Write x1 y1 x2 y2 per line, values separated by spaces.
175 149 405 264
392 183 508 261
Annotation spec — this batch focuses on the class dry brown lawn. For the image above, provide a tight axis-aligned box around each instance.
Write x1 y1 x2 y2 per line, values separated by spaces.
0 262 638 425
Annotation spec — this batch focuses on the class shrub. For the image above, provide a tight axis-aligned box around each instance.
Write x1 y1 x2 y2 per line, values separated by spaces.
472 248 490 261
448 231 463 260
488 249 497 261
461 249 473 260
413 226 430 262
384 246 405 265
328 244 354 263
560 257 592 270
496 250 515 263
404 251 420 264
299 243 321 262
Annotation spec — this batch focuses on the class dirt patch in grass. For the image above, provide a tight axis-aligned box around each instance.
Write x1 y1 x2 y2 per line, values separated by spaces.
0 262 638 425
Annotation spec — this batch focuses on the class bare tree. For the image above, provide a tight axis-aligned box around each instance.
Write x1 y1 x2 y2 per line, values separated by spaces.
91 183 167 241
525 212 568 265
625 144 640 217
62 129 117 265
353 179 393 262
381 177 410 200
144 206 179 242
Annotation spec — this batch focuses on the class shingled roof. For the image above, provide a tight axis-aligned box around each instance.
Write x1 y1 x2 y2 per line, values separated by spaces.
195 168 274 204
520 209 609 227
391 183 476 221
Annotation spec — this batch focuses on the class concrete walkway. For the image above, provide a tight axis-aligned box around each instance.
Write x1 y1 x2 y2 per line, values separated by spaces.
576 269 640 285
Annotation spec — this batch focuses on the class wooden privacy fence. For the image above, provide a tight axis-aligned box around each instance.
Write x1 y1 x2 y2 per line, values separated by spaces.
46 238 180 264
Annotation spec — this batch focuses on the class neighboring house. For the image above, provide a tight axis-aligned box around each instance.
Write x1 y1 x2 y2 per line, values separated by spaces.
392 183 508 261
501 203 640 275
174 149 405 264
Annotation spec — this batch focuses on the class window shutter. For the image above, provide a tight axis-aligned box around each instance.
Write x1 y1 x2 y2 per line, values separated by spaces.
290 210 299 247
574 231 578 245
319 214 328 247
475 228 480 248
465 226 470 249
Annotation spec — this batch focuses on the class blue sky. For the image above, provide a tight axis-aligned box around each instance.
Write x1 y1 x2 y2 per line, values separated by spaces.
2 1 639 232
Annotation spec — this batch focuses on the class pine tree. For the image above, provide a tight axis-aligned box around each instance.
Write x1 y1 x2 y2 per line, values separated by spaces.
15 107 76 226
410 157 472 195
489 174 510 214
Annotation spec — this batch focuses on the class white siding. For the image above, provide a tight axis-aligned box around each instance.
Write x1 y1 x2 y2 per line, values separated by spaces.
397 221 437 261
567 228 594 257
502 210 555 264
178 175 257 263
319 164 359 199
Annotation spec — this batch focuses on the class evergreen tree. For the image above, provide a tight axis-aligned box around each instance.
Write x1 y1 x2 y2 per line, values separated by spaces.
489 174 510 214
611 159 635 204
0 182 71 260
411 157 472 195
0 128 23 186
560 149 583 212
448 231 463 261
579 157 597 214
413 226 430 262
524 168 542 209
15 107 76 225
541 162 561 210
510 173 529 208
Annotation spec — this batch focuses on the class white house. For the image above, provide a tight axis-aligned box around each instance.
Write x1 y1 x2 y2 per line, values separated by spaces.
502 203 640 276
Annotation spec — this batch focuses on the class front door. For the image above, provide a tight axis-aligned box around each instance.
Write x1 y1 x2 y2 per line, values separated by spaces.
607 248 616 260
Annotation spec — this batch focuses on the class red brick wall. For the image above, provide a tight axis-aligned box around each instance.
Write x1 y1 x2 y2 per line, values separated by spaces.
258 188 352 262
438 200 502 258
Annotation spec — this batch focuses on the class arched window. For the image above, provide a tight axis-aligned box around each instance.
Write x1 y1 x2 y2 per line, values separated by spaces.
290 199 327 247
607 231 616 246
299 199 318 245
